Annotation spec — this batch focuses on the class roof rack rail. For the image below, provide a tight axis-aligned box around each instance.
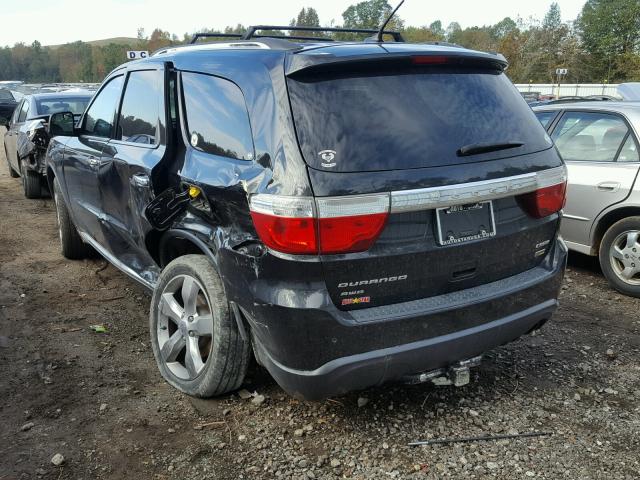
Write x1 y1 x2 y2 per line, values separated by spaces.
242 25 405 42
190 33 244 44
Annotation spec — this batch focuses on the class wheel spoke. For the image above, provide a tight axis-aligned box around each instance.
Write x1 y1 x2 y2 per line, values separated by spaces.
161 331 185 362
182 277 200 316
625 231 639 248
612 246 626 261
185 337 204 378
160 293 183 324
191 314 213 336
621 266 635 280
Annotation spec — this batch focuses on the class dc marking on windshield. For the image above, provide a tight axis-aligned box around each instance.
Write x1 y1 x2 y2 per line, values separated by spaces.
319 150 337 168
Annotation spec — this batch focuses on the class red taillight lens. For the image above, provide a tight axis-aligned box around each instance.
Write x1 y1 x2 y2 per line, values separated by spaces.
318 213 388 254
249 211 317 254
518 181 567 218
249 194 390 255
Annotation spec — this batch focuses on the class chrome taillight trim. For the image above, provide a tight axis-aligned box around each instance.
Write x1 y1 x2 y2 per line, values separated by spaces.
390 165 567 212
316 193 390 218
250 194 315 218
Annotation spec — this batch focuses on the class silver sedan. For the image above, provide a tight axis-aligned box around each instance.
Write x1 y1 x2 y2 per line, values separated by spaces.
534 102 640 297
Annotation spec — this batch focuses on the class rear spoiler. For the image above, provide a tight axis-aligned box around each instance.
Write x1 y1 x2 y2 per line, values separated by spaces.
285 50 508 77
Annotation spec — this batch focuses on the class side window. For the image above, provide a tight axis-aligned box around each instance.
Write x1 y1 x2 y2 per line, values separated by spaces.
82 75 124 138
618 135 639 163
552 111 629 162
17 100 30 122
118 70 160 145
11 101 23 123
534 111 555 129
181 72 254 160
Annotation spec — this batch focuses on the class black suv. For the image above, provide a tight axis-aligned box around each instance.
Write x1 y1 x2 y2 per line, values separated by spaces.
45 26 567 400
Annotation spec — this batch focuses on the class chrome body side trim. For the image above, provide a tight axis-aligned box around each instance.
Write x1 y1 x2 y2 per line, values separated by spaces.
79 232 156 290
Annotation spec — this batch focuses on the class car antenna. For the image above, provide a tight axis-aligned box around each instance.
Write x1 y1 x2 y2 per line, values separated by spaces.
376 0 405 42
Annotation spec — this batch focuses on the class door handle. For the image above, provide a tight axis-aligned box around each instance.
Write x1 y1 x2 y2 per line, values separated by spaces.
132 174 150 187
88 156 99 167
597 181 620 192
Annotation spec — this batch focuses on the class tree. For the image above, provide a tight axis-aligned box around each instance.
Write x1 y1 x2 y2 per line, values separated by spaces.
578 0 640 81
341 0 404 39
428 20 444 38
543 2 562 30
290 7 321 37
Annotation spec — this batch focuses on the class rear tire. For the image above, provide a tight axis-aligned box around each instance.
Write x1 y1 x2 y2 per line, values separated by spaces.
4 147 19 178
599 216 640 298
21 161 42 199
150 255 250 397
53 178 91 259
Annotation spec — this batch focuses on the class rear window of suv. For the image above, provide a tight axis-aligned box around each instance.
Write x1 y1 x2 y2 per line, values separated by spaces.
288 67 552 172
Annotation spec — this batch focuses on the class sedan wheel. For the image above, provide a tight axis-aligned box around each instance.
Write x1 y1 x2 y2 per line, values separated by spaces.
609 230 640 286
599 217 640 298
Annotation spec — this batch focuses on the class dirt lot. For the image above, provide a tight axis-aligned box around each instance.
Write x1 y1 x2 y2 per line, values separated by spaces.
1 138 639 480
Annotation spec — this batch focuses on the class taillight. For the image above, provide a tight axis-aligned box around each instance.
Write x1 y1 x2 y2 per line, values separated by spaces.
518 171 567 219
249 196 316 254
316 195 389 254
249 194 390 255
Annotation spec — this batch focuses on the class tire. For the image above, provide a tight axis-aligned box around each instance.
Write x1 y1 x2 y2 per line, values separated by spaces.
53 179 92 260
599 216 640 298
4 146 19 178
21 161 42 199
150 255 250 397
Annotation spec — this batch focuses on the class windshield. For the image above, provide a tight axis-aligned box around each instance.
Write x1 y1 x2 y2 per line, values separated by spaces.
36 97 90 116
0 89 15 101
288 67 552 172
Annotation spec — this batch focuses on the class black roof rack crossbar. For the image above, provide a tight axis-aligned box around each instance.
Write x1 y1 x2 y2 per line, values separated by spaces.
190 33 244 44
242 25 405 42
252 34 335 42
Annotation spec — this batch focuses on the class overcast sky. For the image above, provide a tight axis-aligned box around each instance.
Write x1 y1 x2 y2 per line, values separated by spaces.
1 0 587 47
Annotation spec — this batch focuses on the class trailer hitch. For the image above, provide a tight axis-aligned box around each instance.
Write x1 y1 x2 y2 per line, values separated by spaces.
402 356 482 387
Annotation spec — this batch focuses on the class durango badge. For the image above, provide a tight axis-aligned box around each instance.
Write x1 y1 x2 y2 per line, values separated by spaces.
318 150 337 168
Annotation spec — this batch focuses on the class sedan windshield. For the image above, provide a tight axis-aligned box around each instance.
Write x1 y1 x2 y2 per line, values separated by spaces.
36 97 90 116
0 89 15 101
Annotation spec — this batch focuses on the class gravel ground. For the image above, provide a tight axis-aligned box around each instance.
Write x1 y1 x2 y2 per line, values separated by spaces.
1 134 639 479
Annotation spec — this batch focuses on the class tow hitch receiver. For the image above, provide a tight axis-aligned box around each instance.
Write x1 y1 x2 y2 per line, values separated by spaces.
403 356 482 387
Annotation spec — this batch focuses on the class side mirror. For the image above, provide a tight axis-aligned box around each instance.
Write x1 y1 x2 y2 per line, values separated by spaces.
48 111 76 137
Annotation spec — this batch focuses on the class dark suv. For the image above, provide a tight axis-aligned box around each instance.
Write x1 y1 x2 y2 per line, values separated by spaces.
45 27 567 400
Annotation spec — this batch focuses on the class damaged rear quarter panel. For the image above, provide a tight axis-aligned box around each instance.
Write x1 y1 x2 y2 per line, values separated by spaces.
171 50 317 313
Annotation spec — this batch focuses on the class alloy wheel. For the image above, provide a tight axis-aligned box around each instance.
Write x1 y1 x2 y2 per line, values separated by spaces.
156 274 214 380
609 230 640 286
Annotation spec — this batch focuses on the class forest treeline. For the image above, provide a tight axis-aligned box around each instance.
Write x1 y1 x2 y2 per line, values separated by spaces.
1 0 639 84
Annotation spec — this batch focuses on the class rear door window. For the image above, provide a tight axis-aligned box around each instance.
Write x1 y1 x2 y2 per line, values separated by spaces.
535 111 556 129
181 72 254 160
118 70 160 145
17 100 29 122
82 75 124 138
552 111 630 162
287 68 552 172
617 135 639 163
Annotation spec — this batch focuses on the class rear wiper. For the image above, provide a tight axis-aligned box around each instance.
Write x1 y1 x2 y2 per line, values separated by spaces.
457 141 524 157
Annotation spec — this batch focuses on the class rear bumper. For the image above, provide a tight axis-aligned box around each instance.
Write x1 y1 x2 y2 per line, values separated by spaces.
256 299 556 400
235 238 567 400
